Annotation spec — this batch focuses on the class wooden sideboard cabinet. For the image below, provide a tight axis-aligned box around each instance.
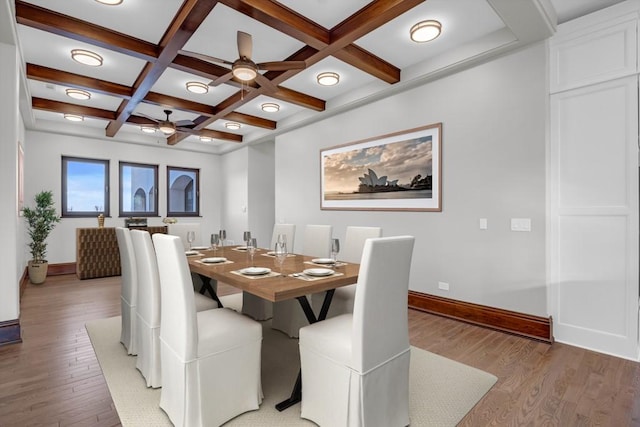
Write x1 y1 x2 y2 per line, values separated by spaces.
76 226 167 279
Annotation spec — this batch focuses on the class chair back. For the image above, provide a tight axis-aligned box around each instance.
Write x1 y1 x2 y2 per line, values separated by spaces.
270 223 296 251
167 223 201 250
303 224 333 257
342 226 382 263
130 230 161 328
115 227 137 306
152 233 198 361
352 236 415 372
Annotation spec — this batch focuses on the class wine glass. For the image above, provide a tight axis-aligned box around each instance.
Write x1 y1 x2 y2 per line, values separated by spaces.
218 229 226 248
274 241 287 276
243 231 252 248
247 238 257 267
210 233 220 253
331 238 340 264
277 233 286 246
186 231 195 249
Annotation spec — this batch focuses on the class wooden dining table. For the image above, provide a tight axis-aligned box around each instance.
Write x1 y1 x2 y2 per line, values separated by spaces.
187 245 359 411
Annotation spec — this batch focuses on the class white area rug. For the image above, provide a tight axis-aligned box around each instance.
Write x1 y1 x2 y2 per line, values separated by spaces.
86 294 496 426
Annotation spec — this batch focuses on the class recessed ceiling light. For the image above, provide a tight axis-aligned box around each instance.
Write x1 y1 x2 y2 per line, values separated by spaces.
95 0 123 4
71 49 103 66
140 126 156 134
410 20 442 43
65 88 91 100
199 136 212 142
186 81 208 94
64 113 84 122
225 122 241 130
317 72 339 86
261 102 280 113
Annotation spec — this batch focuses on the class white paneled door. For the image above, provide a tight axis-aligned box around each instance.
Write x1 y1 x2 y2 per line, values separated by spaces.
549 75 639 360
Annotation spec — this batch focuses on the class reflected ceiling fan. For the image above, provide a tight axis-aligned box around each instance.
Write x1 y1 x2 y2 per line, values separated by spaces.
139 109 195 136
179 31 306 91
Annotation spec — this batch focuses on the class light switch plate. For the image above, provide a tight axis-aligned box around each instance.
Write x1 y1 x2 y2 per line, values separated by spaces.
479 218 488 230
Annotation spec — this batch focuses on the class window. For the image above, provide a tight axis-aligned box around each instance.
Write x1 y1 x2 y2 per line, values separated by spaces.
119 162 158 217
167 166 200 217
62 156 109 217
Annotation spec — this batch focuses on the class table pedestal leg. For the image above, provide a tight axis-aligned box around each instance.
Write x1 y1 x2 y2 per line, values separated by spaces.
197 274 224 308
275 290 334 411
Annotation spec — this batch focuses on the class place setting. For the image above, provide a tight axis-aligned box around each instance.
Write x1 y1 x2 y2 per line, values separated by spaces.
290 267 344 281
195 256 233 266
231 266 280 279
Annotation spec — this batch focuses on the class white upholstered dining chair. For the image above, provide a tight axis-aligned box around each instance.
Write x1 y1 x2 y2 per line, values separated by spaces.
152 233 263 427
242 223 296 321
299 235 415 427
271 224 332 338
131 230 220 388
311 226 382 318
115 227 137 355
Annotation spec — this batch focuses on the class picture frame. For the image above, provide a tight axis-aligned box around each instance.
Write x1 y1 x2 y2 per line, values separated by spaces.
320 123 442 211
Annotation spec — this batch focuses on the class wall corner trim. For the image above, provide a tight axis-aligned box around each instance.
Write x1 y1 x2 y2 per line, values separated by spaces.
408 291 554 343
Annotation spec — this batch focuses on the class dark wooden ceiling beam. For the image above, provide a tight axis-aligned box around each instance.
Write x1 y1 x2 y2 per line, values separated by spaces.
220 0 403 84
15 1 158 61
32 97 117 121
224 111 276 129
105 0 220 137
143 92 218 116
26 63 133 98
172 0 421 143
170 53 325 111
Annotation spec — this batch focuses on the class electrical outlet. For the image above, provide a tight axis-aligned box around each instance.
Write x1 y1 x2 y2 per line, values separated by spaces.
438 281 449 291
511 218 531 232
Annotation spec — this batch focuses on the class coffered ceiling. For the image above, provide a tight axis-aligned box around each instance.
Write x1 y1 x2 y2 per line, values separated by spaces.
7 0 624 154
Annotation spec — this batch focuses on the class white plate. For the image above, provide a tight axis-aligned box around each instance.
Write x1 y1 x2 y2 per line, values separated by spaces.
312 258 335 265
239 267 271 276
303 268 335 277
185 250 200 256
201 257 227 264
235 246 248 251
266 251 276 256
191 246 209 250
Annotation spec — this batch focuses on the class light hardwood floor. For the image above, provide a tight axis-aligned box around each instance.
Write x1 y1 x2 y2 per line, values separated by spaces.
1 274 640 426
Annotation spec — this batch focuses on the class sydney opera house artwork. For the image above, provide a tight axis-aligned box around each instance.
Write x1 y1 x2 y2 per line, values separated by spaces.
321 123 441 211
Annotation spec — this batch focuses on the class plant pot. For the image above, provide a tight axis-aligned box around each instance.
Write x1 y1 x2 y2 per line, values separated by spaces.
28 260 48 284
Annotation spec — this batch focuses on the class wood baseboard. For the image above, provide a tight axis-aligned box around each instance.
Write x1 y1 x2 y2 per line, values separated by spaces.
408 291 554 343
0 319 22 346
48 263 76 276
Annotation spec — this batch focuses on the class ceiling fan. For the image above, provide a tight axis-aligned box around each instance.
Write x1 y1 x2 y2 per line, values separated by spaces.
179 31 306 91
139 109 195 136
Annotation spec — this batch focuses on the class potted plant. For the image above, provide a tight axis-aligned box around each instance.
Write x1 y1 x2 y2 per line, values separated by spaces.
22 190 61 284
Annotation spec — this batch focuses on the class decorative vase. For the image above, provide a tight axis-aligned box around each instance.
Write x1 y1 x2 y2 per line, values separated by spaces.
98 214 105 228
28 260 48 284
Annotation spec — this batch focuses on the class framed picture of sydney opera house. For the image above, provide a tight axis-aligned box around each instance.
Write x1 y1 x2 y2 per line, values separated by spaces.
320 123 442 211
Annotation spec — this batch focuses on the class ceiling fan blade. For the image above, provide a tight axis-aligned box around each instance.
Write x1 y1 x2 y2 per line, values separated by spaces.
178 49 233 66
175 126 199 135
254 73 277 92
175 120 195 127
257 61 306 71
208 71 234 87
237 31 252 60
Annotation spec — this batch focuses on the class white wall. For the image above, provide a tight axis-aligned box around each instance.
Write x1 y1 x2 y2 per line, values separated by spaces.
220 147 249 245
248 141 275 249
0 40 21 322
23 130 222 263
275 43 548 316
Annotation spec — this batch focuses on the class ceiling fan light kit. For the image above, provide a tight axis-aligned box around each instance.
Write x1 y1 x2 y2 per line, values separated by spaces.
225 122 241 130
317 72 339 86
158 122 176 135
410 20 442 43
64 113 84 122
186 81 208 94
261 102 279 112
232 61 258 81
65 88 91 100
71 49 103 67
